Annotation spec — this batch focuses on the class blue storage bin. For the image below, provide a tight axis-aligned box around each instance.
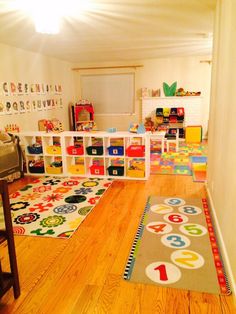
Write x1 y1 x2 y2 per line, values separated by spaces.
107 146 124 156
27 145 43 154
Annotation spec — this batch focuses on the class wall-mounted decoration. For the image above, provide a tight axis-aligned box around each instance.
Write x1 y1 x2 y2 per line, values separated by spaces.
12 101 19 114
3 82 9 96
32 100 37 112
37 100 42 110
0 80 63 117
5 101 12 114
17 82 24 95
26 100 31 112
0 101 5 115
19 100 26 113
10 82 17 95
24 83 29 95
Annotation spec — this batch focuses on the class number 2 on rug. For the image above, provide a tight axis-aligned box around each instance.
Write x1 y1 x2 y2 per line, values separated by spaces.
171 250 205 269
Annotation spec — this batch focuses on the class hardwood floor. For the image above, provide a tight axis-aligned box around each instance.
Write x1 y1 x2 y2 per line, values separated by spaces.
0 175 235 313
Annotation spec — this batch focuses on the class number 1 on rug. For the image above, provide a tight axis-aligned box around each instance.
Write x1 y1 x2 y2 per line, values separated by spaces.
146 262 182 284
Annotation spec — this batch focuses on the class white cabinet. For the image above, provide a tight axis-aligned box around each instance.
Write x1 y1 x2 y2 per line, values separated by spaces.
142 96 206 137
19 131 150 180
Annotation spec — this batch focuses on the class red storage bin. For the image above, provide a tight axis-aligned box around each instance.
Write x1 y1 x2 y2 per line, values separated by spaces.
126 145 145 157
90 165 104 175
67 145 84 155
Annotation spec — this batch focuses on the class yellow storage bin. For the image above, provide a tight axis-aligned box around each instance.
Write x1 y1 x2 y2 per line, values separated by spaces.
46 145 62 155
127 169 145 178
131 161 145 171
46 166 63 174
68 164 85 175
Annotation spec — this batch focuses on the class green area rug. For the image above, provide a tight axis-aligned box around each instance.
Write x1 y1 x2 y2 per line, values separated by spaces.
0 177 112 239
124 196 230 295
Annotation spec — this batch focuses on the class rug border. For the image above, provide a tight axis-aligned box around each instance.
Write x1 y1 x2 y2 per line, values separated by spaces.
123 196 151 280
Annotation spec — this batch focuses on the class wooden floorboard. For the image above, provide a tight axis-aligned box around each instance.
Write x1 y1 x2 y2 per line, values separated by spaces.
0 175 235 313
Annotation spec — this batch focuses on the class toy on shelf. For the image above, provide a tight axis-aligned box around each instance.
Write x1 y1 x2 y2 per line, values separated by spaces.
176 87 201 97
144 117 155 132
163 82 177 96
38 119 63 133
129 123 146 134
70 100 97 131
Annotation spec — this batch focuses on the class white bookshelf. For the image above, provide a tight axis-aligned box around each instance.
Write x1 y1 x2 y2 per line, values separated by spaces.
19 131 150 180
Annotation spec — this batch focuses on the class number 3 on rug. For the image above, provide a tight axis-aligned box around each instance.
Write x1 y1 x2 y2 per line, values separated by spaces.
145 262 182 284
146 221 173 234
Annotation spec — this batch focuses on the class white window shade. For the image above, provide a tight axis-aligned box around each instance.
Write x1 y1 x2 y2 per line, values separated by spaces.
81 73 134 115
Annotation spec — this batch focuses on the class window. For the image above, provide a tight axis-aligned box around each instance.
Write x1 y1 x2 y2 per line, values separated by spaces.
81 73 134 115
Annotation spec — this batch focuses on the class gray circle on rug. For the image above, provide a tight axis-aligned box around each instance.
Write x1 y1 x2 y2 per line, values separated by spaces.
53 204 78 214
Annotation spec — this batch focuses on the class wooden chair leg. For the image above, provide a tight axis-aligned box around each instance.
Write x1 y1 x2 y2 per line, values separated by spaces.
1 180 20 299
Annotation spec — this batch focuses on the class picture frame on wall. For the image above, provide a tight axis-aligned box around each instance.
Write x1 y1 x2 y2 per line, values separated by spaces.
24 83 30 95
5 100 12 114
25 100 31 112
19 100 26 113
2 82 10 96
0 100 5 115
12 101 19 114
10 82 17 95
17 82 24 95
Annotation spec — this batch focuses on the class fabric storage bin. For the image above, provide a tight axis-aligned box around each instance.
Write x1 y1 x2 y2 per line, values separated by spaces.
46 166 63 174
27 145 43 154
28 165 45 173
126 145 145 157
46 145 62 155
107 166 124 176
127 169 145 178
90 165 104 175
86 146 103 156
67 145 84 155
107 146 124 156
68 164 85 175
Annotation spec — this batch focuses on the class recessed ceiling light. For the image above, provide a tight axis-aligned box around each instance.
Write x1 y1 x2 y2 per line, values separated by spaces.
11 0 89 34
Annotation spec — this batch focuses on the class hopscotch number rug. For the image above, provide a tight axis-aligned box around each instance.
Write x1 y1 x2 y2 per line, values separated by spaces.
0 177 112 239
124 196 231 295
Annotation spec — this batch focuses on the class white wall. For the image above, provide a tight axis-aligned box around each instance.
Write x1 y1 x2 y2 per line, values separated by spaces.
0 43 76 131
74 56 212 133
207 0 236 296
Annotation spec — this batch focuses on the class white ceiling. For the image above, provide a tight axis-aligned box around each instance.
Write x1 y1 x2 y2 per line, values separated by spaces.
0 0 216 64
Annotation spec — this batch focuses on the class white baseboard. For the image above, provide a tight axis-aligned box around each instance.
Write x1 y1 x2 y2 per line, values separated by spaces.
205 183 236 298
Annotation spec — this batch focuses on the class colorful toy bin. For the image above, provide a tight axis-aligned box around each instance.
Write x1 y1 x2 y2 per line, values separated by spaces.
67 145 84 155
86 146 104 156
107 166 124 176
126 145 145 157
107 146 124 156
90 165 105 175
27 145 43 154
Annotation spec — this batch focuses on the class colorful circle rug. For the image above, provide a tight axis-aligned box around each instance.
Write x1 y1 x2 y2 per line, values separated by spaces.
0 176 112 239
